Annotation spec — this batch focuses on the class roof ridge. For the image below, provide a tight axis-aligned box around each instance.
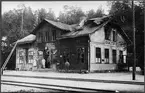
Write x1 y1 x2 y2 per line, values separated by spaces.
44 19 76 31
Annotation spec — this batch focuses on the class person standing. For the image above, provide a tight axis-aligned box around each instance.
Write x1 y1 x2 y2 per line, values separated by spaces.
33 59 37 70
42 58 46 68
65 60 70 73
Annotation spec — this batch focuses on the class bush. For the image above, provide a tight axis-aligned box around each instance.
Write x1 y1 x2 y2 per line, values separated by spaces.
116 63 128 71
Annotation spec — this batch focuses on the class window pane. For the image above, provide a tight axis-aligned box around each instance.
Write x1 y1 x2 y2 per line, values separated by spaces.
105 49 109 58
96 48 101 63
113 31 116 41
19 51 25 63
105 49 109 63
28 51 34 63
37 32 42 42
112 50 116 63
52 30 56 41
105 27 111 40
119 50 123 63
47 32 49 41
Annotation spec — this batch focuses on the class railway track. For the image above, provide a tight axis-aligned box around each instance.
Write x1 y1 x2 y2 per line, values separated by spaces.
1 80 116 93
2 75 142 93
3 74 144 85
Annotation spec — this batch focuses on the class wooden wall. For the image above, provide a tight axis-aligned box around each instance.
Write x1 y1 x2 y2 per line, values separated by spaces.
57 36 89 71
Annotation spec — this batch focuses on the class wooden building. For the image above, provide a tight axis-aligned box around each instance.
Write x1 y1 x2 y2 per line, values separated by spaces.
15 19 74 71
15 16 131 72
57 16 131 72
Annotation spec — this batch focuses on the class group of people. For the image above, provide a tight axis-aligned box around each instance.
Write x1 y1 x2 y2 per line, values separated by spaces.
32 57 47 70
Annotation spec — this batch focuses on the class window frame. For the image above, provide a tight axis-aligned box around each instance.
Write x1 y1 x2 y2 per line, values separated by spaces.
105 27 111 40
37 32 43 42
52 29 56 41
104 48 109 64
19 51 25 63
112 49 117 64
95 47 101 63
112 29 117 42
28 51 34 63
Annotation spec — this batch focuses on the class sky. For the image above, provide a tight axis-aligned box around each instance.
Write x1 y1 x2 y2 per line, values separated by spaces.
2 1 111 17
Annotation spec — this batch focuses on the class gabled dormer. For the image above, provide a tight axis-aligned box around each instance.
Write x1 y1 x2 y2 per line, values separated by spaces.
104 24 118 42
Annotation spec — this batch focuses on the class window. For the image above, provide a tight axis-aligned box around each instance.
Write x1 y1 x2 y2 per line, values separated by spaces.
61 31 64 35
105 49 109 63
19 51 25 63
119 50 123 63
96 48 101 63
44 31 49 42
37 32 43 42
113 30 117 41
112 50 116 63
28 51 34 63
105 27 111 40
52 30 56 41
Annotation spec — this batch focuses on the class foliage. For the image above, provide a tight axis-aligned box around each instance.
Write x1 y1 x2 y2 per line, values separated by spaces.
2 4 106 45
35 8 56 25
2 4 57 45
109 0 144 74
116 62 128 71
86 7 105 19
2 5 36 44
58 5 85 24
57 5 105 25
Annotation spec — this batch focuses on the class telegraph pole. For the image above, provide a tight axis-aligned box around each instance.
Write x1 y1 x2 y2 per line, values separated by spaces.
21 8 24 36
18 3 24 37
132 0 136 80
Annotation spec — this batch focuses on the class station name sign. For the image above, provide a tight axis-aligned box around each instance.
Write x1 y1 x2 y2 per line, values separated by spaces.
104 40 125 47
104 40 116 45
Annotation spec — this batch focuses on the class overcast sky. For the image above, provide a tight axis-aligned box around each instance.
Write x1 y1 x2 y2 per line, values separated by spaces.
2 1 111 17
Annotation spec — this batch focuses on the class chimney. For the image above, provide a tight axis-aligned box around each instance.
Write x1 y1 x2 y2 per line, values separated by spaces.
79 16 87 27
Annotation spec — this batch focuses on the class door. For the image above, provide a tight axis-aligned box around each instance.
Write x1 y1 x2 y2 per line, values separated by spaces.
77 47 87 70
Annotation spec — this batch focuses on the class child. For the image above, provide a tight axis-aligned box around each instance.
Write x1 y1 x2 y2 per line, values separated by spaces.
42 58 46 68
65 61 70 72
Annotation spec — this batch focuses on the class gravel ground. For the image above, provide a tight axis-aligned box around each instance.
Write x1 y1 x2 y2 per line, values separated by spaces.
1 84 61 92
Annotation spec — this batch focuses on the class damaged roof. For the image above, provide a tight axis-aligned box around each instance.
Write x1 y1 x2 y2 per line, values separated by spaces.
58 16 131 44
59 20 109 39
44 19 76 31
15 16 131 45
58 16 110 39
32 19 78 34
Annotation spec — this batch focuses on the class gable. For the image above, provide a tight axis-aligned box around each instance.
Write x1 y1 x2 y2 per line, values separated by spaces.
90 23 127 47
90 27 105 42
107 22 132 44
35 22 62 43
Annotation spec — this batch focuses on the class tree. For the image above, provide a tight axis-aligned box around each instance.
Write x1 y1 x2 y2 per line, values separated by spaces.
109 0 144 74
86 7 105 19
58 5 85 24
2 4 36 44
47 8 56 21
35 8 56 25
35 8 48 24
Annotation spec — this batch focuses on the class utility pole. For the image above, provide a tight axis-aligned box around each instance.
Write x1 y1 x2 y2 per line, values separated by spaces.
18 3 24 37
21 8 24 37
132 0 136 80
